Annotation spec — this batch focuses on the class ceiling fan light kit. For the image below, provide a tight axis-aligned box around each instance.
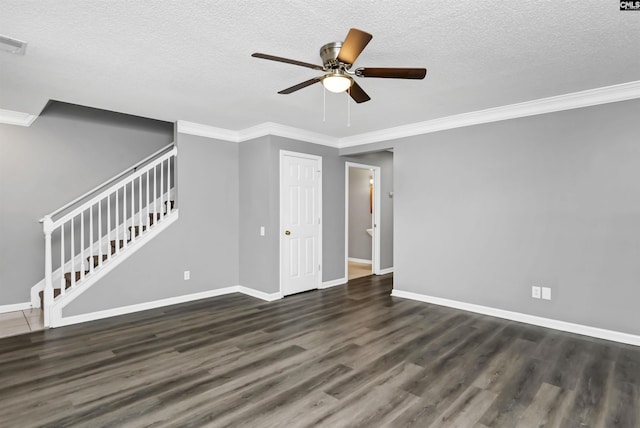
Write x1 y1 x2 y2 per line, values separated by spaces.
252 28 427 104
322 71 352 93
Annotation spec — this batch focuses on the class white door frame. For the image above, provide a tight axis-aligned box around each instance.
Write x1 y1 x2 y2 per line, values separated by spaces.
345 162 381 278
280 150 323 296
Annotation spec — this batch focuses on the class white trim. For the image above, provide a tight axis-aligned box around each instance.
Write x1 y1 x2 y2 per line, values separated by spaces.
177 121 239 142
391 289 640 347
279 150 323 297
0 302 33 314
339 80 640 147
237 286 283 302
56 286 240 327
348 257 372 264
239 122 337 147
0 108 38 127
177 120 339 147
176 81 640 149
53 285 284 327
319 277 347 289
377 267 394 275
373 168 382 274
345 162 381 280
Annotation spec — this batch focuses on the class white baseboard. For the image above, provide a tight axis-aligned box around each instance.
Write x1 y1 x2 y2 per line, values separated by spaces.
348 257 372 264
391 289 640 347
237 286 282 302
377 267 394 275
57 287 239 327
54 284 283 327
320 277 348 289
0 302 33 314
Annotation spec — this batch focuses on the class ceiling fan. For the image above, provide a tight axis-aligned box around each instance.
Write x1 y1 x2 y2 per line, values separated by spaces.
252 28 427 104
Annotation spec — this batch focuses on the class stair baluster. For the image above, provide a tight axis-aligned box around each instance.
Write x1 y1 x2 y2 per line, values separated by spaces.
68 217 74 294
80 212 85 281
42 216 54 327
98 202 102 266
160 161 165 222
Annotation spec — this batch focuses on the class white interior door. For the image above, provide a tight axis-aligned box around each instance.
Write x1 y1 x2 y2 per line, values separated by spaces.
280 151 322 296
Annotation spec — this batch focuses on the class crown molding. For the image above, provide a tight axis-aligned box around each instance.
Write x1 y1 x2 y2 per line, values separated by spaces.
338 80 640 147
176 120 239 142
177 120 339 147
239 122 339 147
178 80 640 148
3 81 638 137
0 108 37 126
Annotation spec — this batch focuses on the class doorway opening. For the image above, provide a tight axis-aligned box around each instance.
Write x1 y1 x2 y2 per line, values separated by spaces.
345 162 380 280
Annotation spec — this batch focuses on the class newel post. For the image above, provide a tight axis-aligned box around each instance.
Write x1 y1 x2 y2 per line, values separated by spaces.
42 215 54 327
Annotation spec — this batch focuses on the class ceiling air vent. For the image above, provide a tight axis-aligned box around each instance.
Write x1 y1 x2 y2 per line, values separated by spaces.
0 35 27 55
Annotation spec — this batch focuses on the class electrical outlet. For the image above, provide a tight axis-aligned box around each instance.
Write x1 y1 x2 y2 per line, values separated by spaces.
542 287 551 300
532 286 541 299
260 226 265 236
184 270 190 280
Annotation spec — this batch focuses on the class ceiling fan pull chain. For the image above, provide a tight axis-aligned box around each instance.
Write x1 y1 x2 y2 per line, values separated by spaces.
323 85 326 122
347 88 351 127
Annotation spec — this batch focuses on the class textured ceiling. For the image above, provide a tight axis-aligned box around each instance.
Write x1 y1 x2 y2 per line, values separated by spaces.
1 1 639 137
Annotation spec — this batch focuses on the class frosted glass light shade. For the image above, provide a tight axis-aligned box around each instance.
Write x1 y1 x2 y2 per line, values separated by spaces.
322 75 352 93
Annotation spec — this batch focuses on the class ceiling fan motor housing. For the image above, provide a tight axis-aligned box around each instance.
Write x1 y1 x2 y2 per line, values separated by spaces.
320 42 347 69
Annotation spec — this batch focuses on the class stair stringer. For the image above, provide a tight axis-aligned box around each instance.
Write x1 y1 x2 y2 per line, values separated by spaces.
48 210 179 328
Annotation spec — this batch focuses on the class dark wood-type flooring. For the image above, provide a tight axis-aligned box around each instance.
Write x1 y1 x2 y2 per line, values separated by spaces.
1 275 639 427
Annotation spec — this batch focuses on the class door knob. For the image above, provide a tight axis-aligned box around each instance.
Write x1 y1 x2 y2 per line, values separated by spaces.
285 230 291 235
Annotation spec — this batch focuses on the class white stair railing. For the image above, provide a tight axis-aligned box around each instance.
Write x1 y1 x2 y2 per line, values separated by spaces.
39 144 177 327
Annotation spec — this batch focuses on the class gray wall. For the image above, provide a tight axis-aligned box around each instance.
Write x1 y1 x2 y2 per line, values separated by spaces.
64 133 240 315
239 135 345 293
393 99 640 336
344 151 394 270
348 168 372 261
0 102 173 305
65 132 346 313
238 136 274 293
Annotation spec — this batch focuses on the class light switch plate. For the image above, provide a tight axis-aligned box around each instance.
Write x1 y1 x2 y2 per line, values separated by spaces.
532 286 541 299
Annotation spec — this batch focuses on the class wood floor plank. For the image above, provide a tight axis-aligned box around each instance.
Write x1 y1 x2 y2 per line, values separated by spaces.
515 382 564 427
478 357 547 427
564 346 616 427
428 386 497 428
0 274 638 427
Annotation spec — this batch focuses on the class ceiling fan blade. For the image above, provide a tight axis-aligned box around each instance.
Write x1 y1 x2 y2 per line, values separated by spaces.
356 67 427 79
337 28 373 65
348 81 371 103
251 53 324 71
278 77 323 94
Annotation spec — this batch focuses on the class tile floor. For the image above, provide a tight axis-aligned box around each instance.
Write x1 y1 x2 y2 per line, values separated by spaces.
0 308 44 339
348 261 373 280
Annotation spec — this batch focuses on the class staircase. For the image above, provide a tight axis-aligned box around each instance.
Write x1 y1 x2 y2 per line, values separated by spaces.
36 144 178 328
